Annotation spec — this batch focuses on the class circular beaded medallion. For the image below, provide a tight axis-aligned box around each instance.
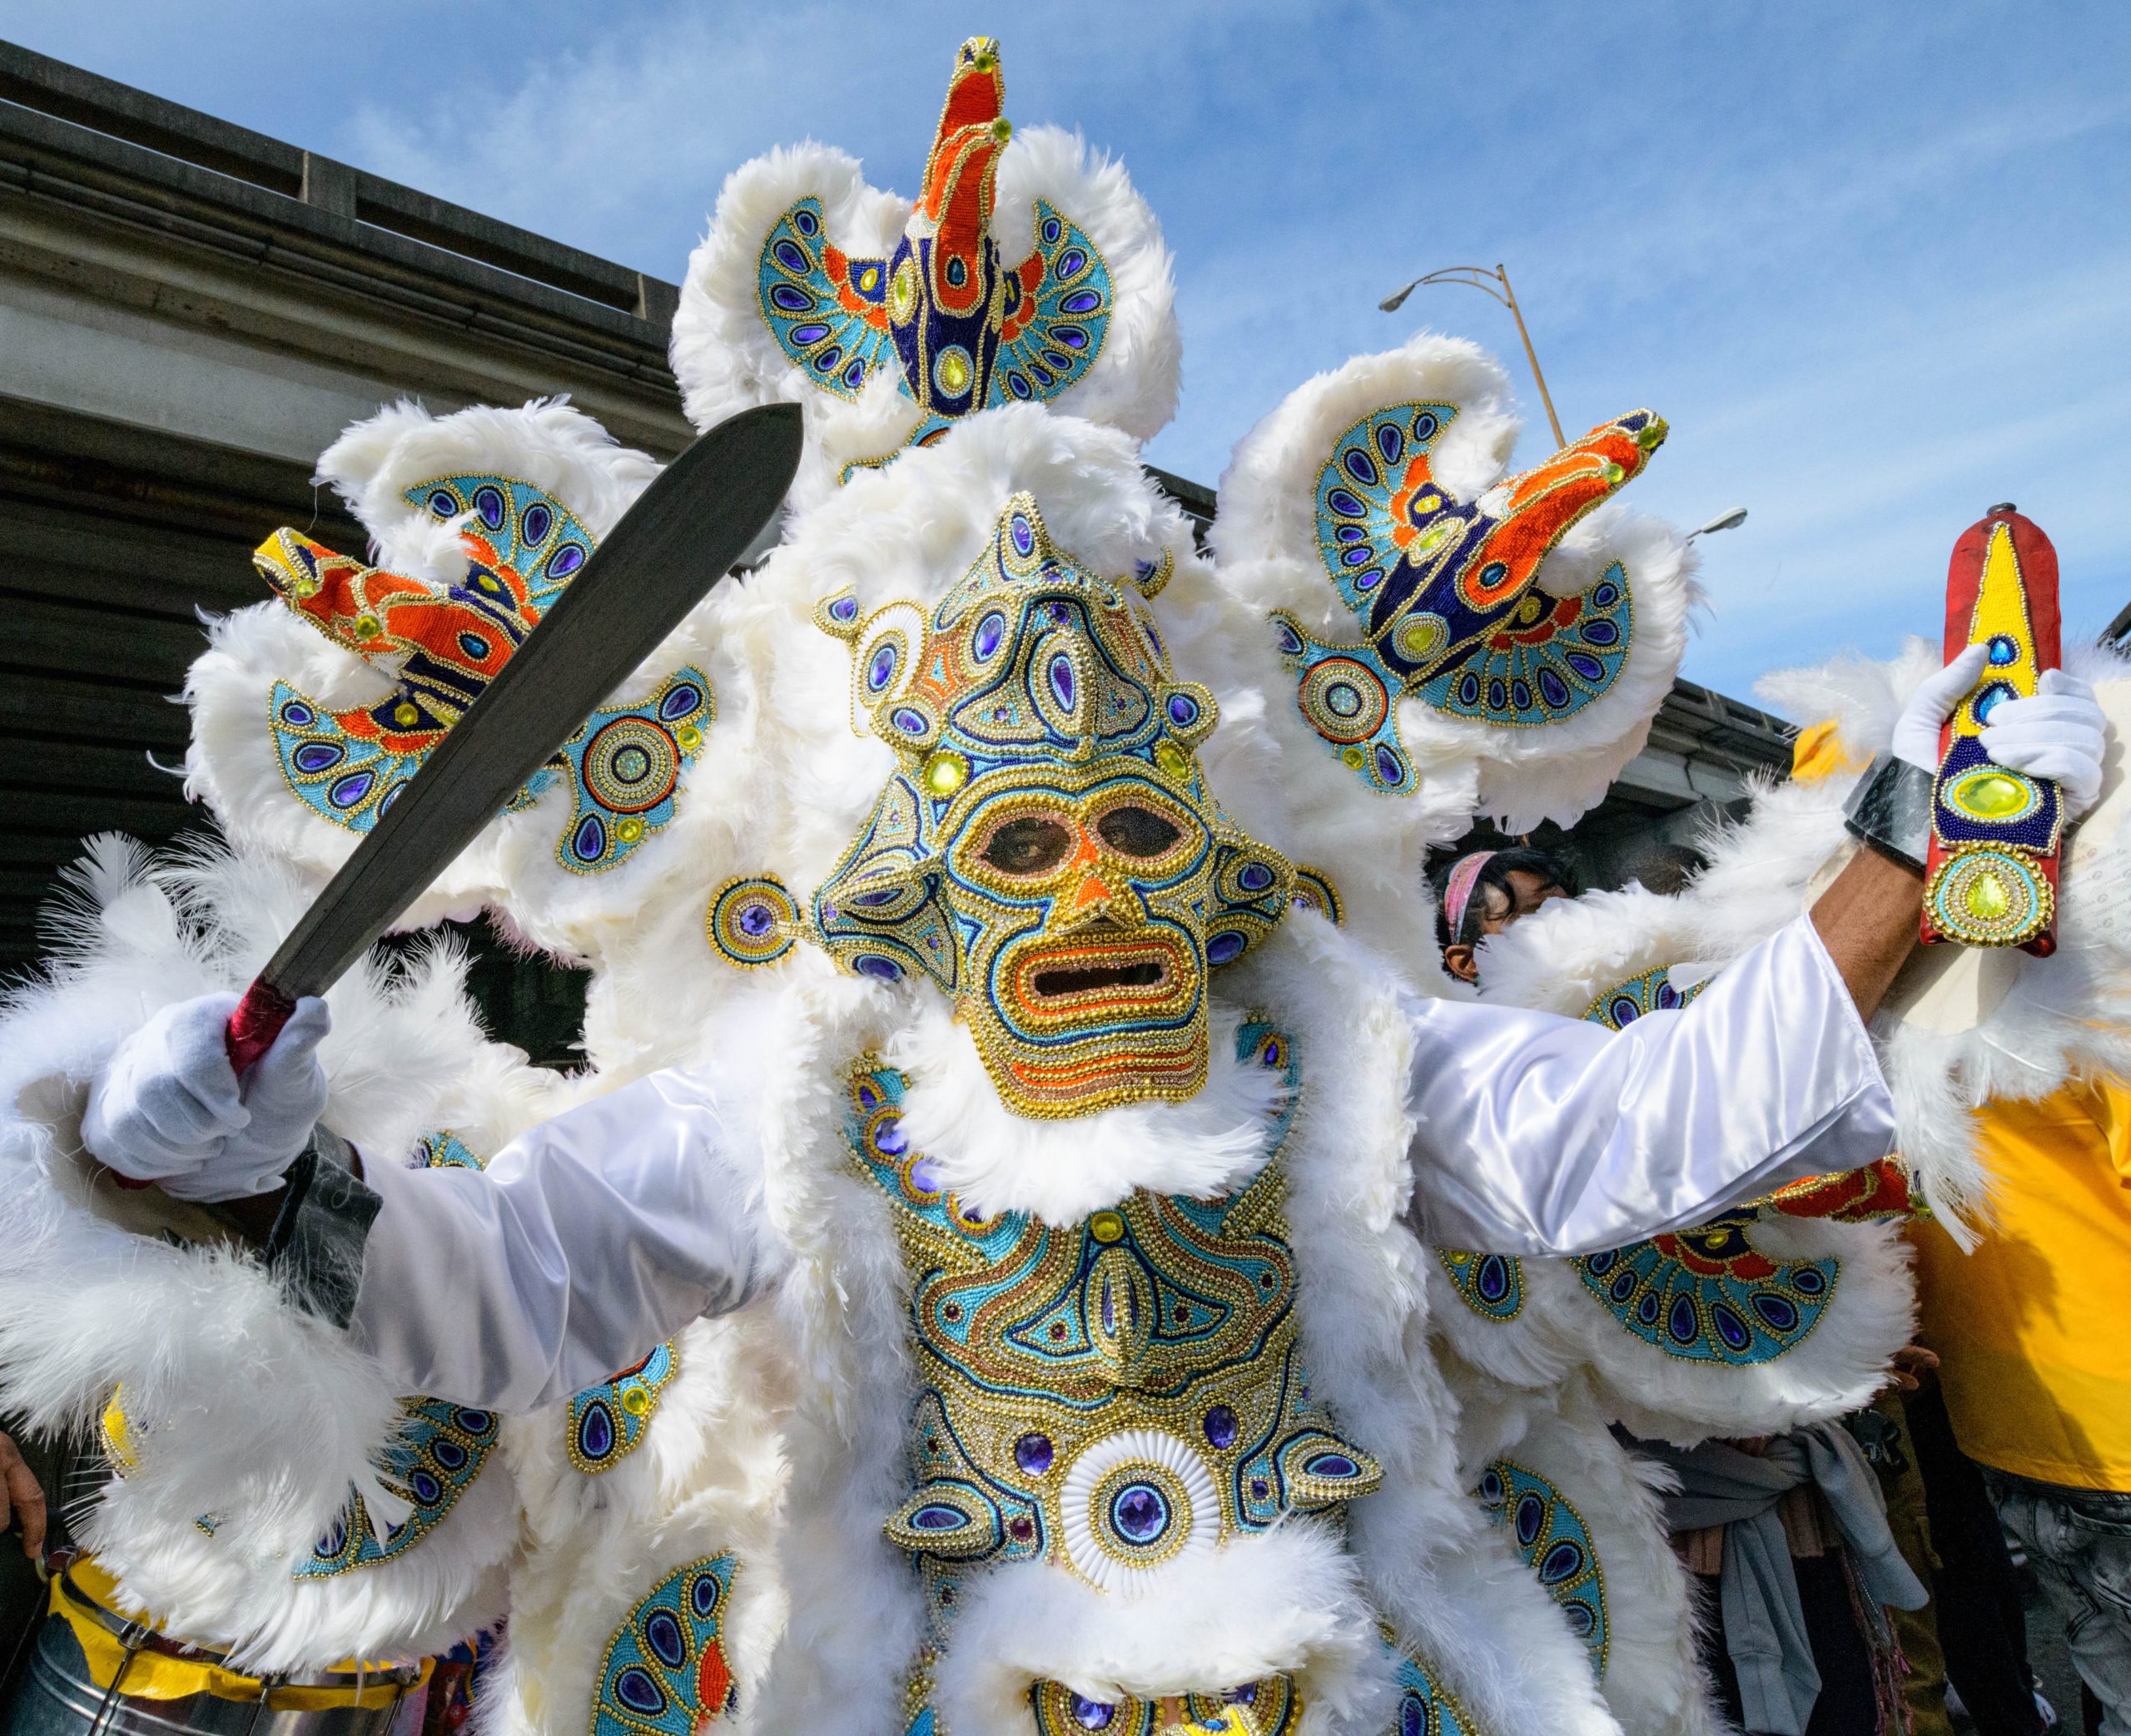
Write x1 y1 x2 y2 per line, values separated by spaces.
584 717 680 815
1924 846 2052 948
1296 656 1389 745
706 875 799 967
1057 1430 1217 1590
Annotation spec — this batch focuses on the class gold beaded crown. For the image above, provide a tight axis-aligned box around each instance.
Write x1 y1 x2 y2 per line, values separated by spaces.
813 490 1197 777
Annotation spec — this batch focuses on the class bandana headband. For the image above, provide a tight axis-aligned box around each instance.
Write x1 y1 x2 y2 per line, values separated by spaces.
1442 850 1497 944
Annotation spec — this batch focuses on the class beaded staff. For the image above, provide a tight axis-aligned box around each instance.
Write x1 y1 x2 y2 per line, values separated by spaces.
1920 505 2062 955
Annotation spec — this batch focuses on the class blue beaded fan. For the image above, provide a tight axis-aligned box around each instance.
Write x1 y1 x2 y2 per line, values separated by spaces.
753 42 1114 473
1388 1643 1479 1736
1475 1460 1608 1676
294 1399 499 1579
1274 400 1658 794
594 1555 738 1736
755 198 899 402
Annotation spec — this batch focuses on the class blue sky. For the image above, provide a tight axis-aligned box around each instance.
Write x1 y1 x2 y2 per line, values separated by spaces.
7 1 2127 705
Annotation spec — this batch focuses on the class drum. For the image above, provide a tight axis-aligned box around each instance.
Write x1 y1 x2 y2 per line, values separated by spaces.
2 1565 427 1736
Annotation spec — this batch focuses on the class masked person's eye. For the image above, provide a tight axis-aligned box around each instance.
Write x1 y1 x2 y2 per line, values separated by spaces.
981 815 1075 875
1096 805 1183 858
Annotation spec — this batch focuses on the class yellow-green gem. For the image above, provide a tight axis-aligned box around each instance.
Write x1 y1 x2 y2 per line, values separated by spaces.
616 817 644 844
922 751 969 796
354 615 381 639
1964 871 2013 921
619 1386 652 1416
1958 773 2030 819
890 260 917 321
1396 615 1448 658
392 702 420 727
937 350 971 394
1089 1210 1125 1244
1154 740 1191 781
1340 746 1365 768
676 725 703 752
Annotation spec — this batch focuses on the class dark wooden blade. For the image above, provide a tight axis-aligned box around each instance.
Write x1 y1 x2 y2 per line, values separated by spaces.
260 402 800 1000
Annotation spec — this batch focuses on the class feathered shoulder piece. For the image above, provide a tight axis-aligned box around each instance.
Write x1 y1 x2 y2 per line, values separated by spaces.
671 36 1179 504
179 399 772 962
1202 335 1696 975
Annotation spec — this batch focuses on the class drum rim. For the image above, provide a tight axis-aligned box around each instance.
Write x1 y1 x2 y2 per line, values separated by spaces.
50 1569 428 1693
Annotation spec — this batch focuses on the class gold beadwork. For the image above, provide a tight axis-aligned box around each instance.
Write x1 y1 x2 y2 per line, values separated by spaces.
845 1027 1382 1621
812 494 1292 1119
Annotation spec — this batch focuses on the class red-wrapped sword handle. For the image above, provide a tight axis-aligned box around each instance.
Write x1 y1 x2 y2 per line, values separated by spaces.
224 979 300 1077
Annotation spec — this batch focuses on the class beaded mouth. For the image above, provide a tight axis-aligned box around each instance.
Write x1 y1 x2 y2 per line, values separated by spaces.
1008 933 1191 1026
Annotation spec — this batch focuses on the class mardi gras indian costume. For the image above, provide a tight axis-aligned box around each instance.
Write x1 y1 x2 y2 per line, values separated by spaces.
0 35 2106 1736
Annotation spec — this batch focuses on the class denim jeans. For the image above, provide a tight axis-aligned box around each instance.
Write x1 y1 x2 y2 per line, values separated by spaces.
1988 1469 2131 1736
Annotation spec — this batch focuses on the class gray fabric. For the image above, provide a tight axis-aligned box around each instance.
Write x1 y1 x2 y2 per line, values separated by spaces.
1636 1423 1927 1735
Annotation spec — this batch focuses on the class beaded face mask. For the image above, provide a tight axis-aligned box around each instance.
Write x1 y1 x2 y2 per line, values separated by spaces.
812 495 1293 1118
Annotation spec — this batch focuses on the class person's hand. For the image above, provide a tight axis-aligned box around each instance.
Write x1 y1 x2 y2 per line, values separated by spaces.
1892 645 1989 771
0 1431 45 1560
1981 669 2108 823
1891 649 2108 823
82 993 330 1201
1884 1343 1940 1396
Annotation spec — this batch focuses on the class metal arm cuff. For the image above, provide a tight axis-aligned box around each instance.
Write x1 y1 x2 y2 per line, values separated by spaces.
1842 751 1934 875
264 1127 380 1330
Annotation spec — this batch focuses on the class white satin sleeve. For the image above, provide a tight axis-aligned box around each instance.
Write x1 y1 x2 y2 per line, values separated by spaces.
347 1068 774 1411
1403 915 1895 1255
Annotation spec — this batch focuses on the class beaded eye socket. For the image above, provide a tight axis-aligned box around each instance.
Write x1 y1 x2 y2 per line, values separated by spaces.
981 815 1075 876
1095 805 1182 859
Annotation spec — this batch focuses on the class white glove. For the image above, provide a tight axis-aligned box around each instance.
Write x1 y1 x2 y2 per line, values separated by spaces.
1981 669 2108 822
1892 648 2109 824
82 993 331 1201
1892 645 1989 771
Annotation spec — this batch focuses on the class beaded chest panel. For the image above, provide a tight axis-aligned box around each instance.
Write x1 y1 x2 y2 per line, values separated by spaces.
844 1019 1379 1631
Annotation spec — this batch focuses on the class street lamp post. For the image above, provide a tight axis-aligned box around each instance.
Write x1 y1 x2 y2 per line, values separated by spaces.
1686 508 1749 543
1379 264 1567 449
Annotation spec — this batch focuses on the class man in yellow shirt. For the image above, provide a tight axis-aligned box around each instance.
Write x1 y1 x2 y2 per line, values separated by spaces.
1911 1079 2131 1735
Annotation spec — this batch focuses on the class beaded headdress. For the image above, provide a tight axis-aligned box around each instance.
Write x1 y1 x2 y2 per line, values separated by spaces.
672 37 1180 497
1272 404 1667 795
811 493 1292 1118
